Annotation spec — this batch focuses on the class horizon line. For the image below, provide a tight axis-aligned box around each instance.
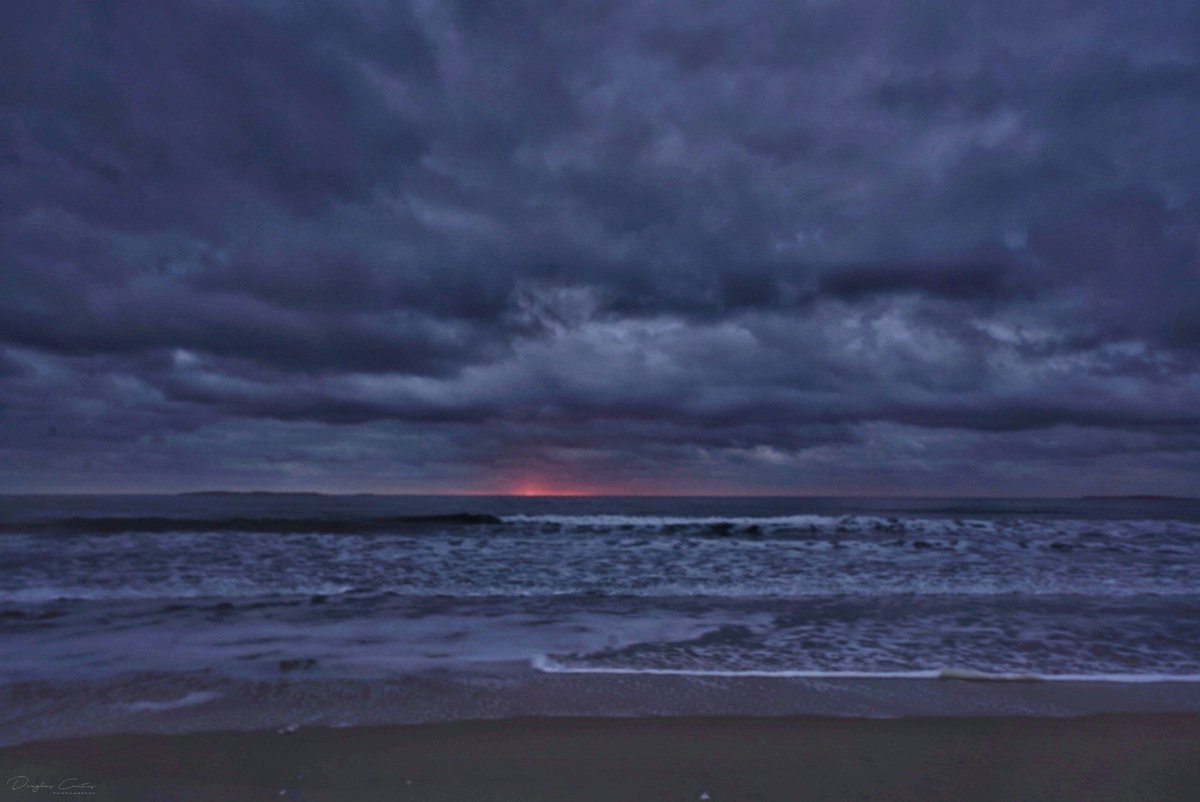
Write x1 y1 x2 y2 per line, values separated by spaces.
1 490 1196 501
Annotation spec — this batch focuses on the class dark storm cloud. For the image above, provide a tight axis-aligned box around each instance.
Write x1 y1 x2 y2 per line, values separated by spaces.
817 256 1019 302
2 0 1199 494
0 0 434 221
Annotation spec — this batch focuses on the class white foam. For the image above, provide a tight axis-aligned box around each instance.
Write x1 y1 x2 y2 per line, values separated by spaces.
529 655 1200 683
502 514 842 528
501 514 1200 537
117 690 221 713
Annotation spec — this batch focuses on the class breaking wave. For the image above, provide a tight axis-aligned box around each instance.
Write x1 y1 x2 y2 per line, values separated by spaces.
530 655 1200 683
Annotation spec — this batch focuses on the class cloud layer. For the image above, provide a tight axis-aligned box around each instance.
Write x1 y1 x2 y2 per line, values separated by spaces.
2 0 1199 494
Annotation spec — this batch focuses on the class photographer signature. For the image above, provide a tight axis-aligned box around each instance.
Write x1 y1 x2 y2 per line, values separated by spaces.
6 776 96 796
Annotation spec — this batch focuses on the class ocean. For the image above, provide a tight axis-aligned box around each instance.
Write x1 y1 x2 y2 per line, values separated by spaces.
2 494 1200 743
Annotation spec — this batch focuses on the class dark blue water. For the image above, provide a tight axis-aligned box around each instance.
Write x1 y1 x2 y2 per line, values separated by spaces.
2 494 1199 684
2 494 1199 742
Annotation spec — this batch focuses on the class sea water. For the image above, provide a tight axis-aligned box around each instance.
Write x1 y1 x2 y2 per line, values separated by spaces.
2 494 1199 741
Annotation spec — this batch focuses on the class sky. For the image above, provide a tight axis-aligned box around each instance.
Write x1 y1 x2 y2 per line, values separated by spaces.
2 0 1199 496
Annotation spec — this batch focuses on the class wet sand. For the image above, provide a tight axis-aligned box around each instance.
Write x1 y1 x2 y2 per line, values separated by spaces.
3 713 1199 801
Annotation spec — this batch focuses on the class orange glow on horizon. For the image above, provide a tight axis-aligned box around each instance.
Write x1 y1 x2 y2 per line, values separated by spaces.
424 476 853 497
491 477 834 497
414 480 861 497
509 480 599 497
454 474 857 497
501 475 652 496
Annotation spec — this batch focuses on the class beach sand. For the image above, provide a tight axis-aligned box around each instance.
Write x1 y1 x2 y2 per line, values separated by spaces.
3 713 1199 801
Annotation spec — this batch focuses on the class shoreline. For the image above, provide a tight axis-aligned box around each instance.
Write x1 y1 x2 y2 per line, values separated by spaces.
6 668 1200 748
3 712 1199 801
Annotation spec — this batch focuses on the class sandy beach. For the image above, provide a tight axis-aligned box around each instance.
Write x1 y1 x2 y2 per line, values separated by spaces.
3 713 1199 802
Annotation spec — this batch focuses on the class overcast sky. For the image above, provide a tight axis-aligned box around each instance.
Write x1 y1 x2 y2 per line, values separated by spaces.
2 0 1199 495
